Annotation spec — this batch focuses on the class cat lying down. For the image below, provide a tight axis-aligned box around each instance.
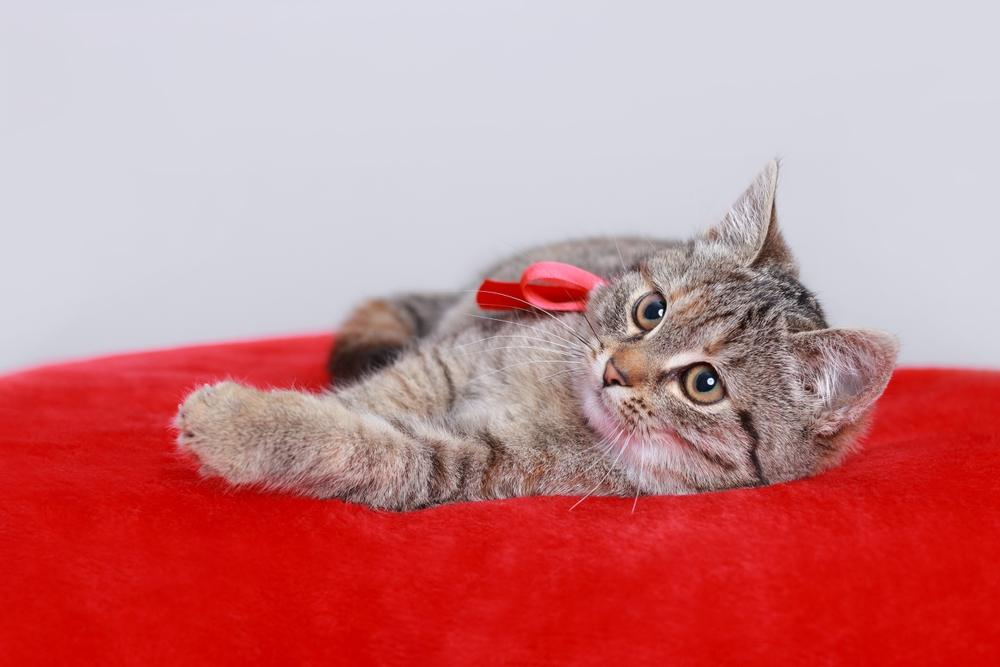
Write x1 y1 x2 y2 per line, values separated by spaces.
175 161 897 510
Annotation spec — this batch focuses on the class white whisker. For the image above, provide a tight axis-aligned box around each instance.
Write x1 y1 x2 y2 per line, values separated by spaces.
614 239 627 273
578 427 624 468
460 289 597 352
470 359 586 383
455 345 581 359
631 446 643 514
455 334 579 352
466 314 584 350
538 367 583 382
570 427 635 511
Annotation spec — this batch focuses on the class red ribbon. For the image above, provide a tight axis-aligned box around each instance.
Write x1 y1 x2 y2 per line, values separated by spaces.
476 261 607 312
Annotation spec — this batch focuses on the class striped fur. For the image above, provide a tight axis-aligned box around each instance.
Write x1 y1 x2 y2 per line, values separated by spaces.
175 161 898 510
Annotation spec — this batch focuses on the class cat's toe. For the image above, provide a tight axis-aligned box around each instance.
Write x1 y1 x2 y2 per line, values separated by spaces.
173 381 266 483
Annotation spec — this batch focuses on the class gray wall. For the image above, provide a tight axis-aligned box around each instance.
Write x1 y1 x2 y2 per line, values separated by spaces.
3 1 998 373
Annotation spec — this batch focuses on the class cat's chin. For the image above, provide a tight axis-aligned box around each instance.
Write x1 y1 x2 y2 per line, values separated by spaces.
618 432 705 493
579 388 695 493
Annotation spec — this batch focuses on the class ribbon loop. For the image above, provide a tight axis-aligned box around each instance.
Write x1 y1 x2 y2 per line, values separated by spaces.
475 261 607 312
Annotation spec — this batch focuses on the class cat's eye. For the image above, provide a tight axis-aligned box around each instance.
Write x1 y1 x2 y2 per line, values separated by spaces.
633 292 667 331
682 363 726 404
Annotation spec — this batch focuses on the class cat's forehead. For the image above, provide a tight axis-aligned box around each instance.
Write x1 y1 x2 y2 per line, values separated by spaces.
598 248 825 341
642 243 746 283
623 248 756 307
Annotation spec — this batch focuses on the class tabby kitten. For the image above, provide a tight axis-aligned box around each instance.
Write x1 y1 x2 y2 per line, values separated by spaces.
175 161 897 510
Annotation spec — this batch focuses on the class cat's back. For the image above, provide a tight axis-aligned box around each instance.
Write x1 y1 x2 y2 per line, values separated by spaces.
479 236 681 283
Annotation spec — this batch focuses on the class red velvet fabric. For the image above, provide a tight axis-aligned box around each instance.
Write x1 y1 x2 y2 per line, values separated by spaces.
1 335 998 665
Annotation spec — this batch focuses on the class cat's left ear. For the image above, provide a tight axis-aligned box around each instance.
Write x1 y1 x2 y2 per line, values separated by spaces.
703 159 797 274
791 328 899 436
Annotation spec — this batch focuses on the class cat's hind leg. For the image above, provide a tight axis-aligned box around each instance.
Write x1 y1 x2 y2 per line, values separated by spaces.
327 293 457 383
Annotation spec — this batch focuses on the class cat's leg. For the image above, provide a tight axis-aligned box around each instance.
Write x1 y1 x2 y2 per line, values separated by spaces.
328 292 458 383
175 380 451 509
176 348 628 509
177 346 481 509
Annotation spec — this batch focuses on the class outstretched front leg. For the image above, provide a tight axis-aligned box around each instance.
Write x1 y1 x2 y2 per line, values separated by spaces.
175 346 631 510
175 380 465 509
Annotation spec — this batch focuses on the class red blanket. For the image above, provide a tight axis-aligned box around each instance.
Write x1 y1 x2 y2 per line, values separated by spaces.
1 336 998 665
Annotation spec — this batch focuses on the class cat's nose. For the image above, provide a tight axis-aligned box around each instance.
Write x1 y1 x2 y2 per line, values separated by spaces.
603 358 630 387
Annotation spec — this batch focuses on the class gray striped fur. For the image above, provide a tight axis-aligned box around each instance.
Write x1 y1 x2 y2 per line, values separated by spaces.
176 161 897 510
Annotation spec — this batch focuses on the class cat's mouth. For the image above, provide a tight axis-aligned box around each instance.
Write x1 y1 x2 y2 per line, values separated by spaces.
578 362 698 462
583 383 651 440
596 382 655 426
583 385 704 456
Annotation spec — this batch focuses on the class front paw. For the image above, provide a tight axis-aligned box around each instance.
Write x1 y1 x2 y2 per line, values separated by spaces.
174 381 271 484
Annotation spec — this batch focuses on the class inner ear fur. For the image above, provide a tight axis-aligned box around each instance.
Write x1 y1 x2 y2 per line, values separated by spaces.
704 159 797 275
791 328 899 435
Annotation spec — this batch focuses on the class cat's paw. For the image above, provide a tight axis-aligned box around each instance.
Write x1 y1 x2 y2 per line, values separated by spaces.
174 381 272 484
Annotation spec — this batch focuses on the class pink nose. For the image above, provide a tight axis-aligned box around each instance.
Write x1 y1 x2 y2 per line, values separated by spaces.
603 358 629 387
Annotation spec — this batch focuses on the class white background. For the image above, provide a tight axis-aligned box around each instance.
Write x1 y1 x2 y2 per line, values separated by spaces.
3 1 998 372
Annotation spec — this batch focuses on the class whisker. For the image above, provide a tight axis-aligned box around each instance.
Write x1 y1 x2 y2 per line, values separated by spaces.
570 426 635 511
577 427 625 468
538 367 583 382
466 314 584 350
470 359 586 383
580 310 603 350
461 289 597 352
455 345 581 358
574 429 625 477
542 283 603 350
631 448 643 514
614 239 628 274
455 334 579 352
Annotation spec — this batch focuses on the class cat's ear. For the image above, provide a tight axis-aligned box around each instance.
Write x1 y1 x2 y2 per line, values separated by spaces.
791 328 899 435
703 159 797 274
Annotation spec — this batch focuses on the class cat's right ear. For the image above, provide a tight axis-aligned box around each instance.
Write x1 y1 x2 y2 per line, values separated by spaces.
791 328 899 436
702 160 797 275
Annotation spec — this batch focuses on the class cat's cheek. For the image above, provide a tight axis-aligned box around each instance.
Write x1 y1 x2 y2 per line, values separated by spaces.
580 388 619 441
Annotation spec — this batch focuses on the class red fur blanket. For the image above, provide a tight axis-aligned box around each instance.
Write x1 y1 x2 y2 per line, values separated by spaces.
1 335 997 665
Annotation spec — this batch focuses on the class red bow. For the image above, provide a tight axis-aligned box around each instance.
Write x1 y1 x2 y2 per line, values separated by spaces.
476 261 607 312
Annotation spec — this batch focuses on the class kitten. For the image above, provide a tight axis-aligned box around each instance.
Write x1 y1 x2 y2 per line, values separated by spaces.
175 161 897 510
